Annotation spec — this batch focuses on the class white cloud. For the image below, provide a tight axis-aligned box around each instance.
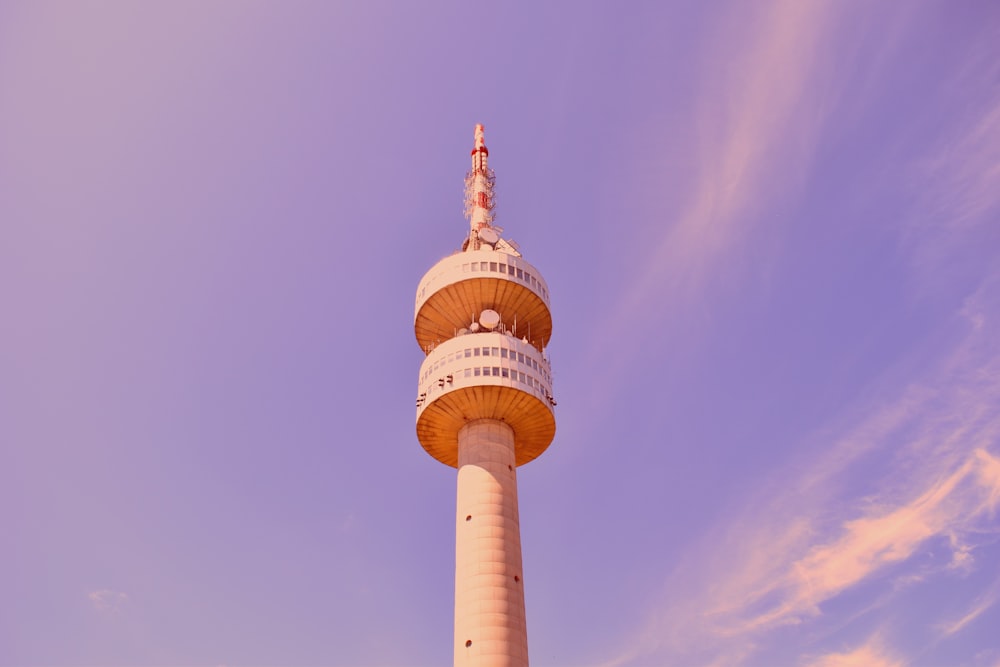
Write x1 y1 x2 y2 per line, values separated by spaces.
804 635 904 667
88 588 128 612
945 530 975 573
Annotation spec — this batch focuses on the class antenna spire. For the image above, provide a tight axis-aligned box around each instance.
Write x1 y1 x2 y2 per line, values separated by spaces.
464 124 496 249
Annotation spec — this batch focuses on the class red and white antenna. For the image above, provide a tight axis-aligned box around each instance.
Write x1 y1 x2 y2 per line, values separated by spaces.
464 124 496 243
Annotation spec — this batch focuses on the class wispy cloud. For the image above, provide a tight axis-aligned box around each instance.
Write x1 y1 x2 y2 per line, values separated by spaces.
939 572 1000 637
588 3 1000 664
803 634 904 667
584 0 858 418
903 50 1000 288
909 69 1000 233
733 448 1000 633
600 0 843 340
88 588 128 613
602 311 1000 667
596 270 1000 666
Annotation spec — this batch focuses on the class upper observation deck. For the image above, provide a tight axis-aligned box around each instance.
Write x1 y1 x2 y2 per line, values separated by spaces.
414 248 552 354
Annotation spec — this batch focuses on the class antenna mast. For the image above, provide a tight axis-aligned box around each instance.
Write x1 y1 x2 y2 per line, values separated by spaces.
464 124 496 250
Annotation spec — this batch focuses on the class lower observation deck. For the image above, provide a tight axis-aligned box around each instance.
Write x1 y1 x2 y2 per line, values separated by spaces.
416 331 556 467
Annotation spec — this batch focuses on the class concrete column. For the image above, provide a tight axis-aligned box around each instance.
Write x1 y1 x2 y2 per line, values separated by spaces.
454 419 528 667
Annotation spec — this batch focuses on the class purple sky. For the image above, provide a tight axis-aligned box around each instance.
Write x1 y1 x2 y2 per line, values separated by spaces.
3 2 1000 666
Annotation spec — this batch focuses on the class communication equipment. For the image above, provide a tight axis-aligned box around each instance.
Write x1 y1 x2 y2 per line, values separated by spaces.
479 309 501 330
495 238 521 257
478 227 499 246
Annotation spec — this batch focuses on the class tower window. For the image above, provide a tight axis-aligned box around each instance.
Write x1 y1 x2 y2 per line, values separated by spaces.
474 368 481 376
517 352 524 363
500 348 508 359
508 265 515 276
480 262 488 271
474 348 480 356
492 367 500 376
490 262 498 272
471 263 479 272
499 263 506 274
501 368 509 378
482 347 490 356
516 268 523 279
491 347 499 356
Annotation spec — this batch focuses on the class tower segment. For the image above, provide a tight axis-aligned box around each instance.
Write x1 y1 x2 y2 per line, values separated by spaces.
414 125 556 667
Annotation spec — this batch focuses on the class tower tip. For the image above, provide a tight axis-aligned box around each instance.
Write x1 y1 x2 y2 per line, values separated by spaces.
475 124 485 149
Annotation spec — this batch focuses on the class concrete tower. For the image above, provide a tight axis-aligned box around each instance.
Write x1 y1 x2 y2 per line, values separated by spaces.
414 125 556 667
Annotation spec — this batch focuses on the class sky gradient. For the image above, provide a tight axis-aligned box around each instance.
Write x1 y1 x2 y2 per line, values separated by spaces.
2 2 1000 666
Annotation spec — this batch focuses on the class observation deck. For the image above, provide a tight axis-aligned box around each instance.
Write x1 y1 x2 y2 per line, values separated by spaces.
414 248 552 353
415 330 555 467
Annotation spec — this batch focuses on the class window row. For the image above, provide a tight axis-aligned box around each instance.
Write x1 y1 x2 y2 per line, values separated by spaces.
416 258 550 304
417 365 552 404
460 260 548 300
421 346 551 385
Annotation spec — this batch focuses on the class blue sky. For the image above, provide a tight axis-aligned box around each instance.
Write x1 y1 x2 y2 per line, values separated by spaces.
2 2 999 665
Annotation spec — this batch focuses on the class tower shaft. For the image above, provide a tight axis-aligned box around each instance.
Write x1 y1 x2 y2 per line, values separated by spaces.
454 420 528 667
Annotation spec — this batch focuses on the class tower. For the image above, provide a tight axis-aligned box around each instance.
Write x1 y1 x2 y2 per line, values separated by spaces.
414 125 556 667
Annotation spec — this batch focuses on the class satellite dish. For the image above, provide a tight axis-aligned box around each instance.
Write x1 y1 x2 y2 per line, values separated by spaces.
478 227 499 245
470 322 481 332
479 309 501 330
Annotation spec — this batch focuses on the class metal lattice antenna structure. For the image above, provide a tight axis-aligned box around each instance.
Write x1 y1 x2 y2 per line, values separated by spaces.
463 124 497 251
414 125 556 666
